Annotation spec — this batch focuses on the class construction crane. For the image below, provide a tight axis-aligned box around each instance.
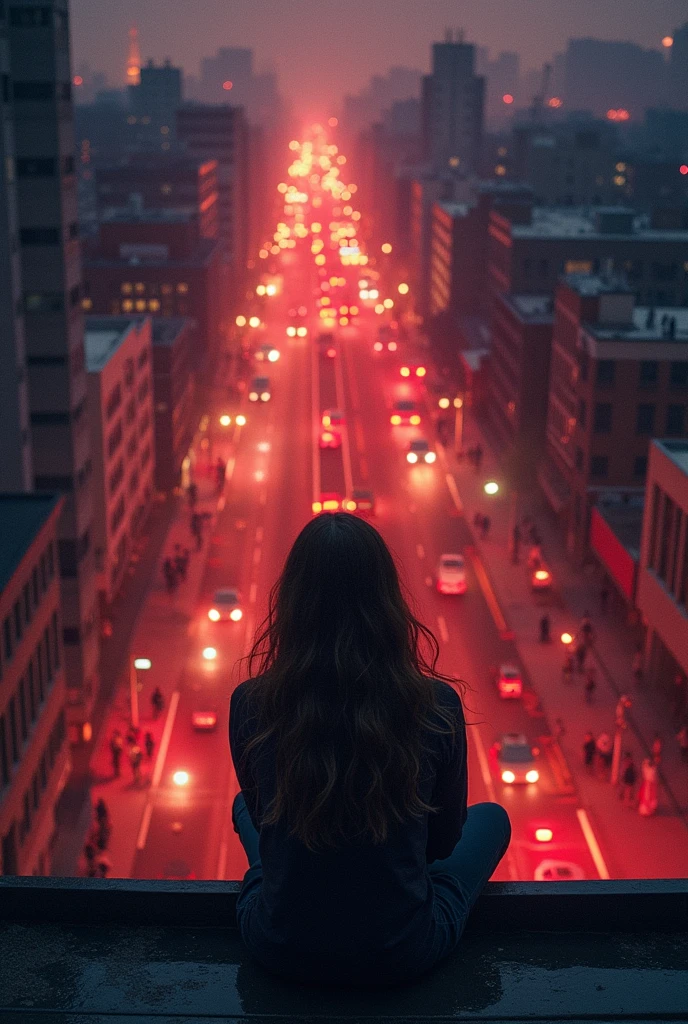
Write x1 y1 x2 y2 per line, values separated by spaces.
530 63 551 120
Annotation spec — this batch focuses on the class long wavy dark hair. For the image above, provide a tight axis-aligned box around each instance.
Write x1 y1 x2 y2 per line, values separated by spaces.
240 512 462 852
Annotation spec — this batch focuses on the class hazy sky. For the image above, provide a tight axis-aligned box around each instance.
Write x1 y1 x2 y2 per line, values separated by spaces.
72 0 686 115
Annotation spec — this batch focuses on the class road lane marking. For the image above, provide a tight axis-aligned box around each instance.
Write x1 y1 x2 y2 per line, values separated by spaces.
225 456 236 484
137 690 181 850
467 549 510 636
359 457 369 481
217 496 225 512
576 808 610 880
249 582 258 604
437 615 449 643
445 473 463 514
255 526 263 543
416 544 425 559
253 546 262 566
342 335 361 411
355 420 366 455
259 488 267 506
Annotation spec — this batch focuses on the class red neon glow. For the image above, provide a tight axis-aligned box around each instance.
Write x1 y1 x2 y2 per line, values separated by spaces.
502 93 514 105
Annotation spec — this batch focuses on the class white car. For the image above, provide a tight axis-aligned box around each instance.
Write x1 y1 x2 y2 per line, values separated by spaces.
491 733 540 785
436 554 466 595
534 860 585 881
207 589 243 622
406 439 436 465
248 377 271 402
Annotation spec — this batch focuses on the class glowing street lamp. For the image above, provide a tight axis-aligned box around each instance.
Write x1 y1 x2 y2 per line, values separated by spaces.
202 647 217 661
219 414 231 427
173 770 190 786
561 632 574 646
484 481 499 496
235 315 247 328
438 397 450 410
398 282 409 295
130 657 152 729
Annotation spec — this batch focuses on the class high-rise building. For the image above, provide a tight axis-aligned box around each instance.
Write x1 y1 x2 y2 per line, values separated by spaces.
427 34 485 174
669 23 688 110
0 9 32 491
8 0 100 743
132 59 183 147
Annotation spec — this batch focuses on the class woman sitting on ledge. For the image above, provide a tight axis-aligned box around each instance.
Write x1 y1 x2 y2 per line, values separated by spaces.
230 512 510 988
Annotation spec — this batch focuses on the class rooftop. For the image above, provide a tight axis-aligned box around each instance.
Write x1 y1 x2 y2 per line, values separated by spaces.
587 306 688 344
152 316 194 346
563 272 632 297
656 439 688 476
511 207 688 242
85 317 146 372
0 494 61 593
0 877 686 1022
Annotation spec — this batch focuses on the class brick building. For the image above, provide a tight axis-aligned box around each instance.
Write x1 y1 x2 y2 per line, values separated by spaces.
540 275 688 557
0 494 69 874
152 318 197 492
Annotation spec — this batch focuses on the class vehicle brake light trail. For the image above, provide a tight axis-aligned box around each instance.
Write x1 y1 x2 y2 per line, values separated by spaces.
333 335 354 498
444 473 464 515
437 615 449 644
576 808 610 879
136 689 181 851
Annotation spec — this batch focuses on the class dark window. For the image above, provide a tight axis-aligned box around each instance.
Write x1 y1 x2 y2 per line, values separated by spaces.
39 754 47 790
8 697 18 762
27 354 66 366
590 455 608 478
23 583 31 624
31 411 69 425
62 626 80 645
596 360 615 387
9 7 52 27
670 363 688 389
20 792 30 844
18 678 28 742
51 612 60 670
36 647 44 702
27 661 36 721
666 404 685 436
58 539 77 578
69 284 80 306
639 361 658 388
106 383 122 421
24 292 64 313
68 221 78 240
13 81 54 101
13 600 22 642
3 616 12 661
575 446 584 471
34 475 73 491
0 717 9 787
46 544 54 579
16 157 55 177
31 773 39 811
20 227 60 245
636 403 655 435
32 567 39 607
39 554 47 590
44 628 52 683
593 403 612 434
60 82 71 102
1 74 10 104
63 155 74 174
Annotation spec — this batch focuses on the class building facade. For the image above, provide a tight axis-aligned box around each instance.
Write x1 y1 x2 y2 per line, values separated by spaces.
0 7 32 491
152 318 197 492
85 317 155 610
8 0 99 741
0 494 69 876
637 440 688 696
131 59 182 147
427 37 484 174
541 275 688 557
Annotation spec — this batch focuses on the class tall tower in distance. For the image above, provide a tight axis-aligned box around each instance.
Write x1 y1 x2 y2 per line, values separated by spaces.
127 25 141 86
427 29 485 175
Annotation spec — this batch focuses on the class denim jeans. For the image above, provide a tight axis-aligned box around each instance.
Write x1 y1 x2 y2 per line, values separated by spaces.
232 792 510 980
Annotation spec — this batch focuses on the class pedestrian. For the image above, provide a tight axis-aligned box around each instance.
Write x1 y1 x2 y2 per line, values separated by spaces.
480 514 490 540
95 798 109 825
632 648 643 683
109 729 123 778
83 841 97 878
575 642 587 674
126 724 140 747
187 481 198 509
474 443 483 471
527 544 542 570
638 757 659 816
584 667 597 703
129 742 142 784
151 686 164 720
94 817 111 851
580 611 594 646
144 730 155 760
671 673 687 726
583 731 596 771
191 511 203 551
174 543 187 583
596 730 613 775
599 582 609 613
512 524 521 564
676 723 688 764
651 732 662 766
163 557 177 595
539 614 551 643
618 753 637 805
562 652 574 684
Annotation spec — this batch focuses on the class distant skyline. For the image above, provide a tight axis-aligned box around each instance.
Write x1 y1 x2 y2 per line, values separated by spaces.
71 0 686 117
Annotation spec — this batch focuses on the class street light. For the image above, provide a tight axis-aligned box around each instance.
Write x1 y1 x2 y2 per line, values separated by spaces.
130 657 151 729
561 632 574 646
484 481 500 496
173 770 190 786
202 646 217 661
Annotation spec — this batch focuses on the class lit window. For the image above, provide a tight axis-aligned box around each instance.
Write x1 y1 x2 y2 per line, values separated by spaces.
121 300 134 312
148 299 160 312
134 283 145 294
176 282 188 294
81 298 93 310
161 283 173 295
135 300 146 312
121 283 132 295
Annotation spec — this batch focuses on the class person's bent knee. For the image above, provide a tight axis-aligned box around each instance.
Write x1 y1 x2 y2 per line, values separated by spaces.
470 801 511 844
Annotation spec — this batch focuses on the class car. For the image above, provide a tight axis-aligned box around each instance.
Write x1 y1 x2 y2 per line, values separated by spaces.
319 428 342 449
534 860 585 881
191 710 218 731
495 663 523 699
312 492 343 514
390 400 421 426
248 377 271 402
531 565 553 591
343 489 375 515
207 589 243 622
406 439 436 464
400 363 427 379
255 344 280 363
436 554 467 594
491 733 540 784
321 409 345 427
316 332 337 358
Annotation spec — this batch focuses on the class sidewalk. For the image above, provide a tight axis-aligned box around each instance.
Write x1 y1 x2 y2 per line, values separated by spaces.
438 409 688 877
